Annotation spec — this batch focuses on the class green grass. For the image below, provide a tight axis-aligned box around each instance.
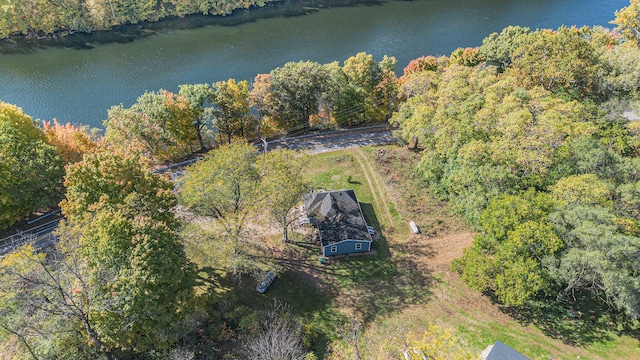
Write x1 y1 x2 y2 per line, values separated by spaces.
186 145 640 359
309 146 640 359
308 153 366 194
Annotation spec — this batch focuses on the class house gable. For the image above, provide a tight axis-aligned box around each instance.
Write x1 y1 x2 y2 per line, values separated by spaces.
304 189 372 256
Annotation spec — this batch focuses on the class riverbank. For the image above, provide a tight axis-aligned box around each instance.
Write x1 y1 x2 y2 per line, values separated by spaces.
0 0 626 127
0 0 382 54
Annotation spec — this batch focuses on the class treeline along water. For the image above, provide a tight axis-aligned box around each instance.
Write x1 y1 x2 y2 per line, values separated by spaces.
0 0 629 128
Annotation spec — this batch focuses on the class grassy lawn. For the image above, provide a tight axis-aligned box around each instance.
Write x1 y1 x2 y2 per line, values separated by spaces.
187 145 640 359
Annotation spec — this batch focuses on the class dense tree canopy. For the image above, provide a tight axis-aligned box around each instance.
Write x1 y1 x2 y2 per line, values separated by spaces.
61 151 176 224
61 209 197 353
612 0 640 47
4 2 640 355
0 102 64 229
42 119 97 164
0 0 277 39
104 90 198 162
392 23 640 318
266 61 330 133
62 151 195 353
1 150 197 358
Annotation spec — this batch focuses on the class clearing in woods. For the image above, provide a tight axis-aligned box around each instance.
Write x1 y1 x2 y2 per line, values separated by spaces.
290 145 640 359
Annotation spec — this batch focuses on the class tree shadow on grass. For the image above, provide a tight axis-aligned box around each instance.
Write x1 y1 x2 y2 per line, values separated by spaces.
210 267 338 358
498 291 640 348
280 205 437 325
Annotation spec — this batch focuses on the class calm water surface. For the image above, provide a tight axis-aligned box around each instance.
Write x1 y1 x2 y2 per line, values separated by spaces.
0 0 629 127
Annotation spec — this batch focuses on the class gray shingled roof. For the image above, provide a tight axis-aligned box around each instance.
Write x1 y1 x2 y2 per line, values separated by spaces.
303 190 372 247
484 340 529 360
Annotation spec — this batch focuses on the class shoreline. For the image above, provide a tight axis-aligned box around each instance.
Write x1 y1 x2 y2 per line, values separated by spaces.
0 0 383 54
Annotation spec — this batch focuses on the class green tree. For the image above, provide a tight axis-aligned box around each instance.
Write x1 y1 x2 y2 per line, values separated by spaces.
452 191 562 306
599 43 640 98
178 142 260 272
57 150 198 354
60 151 176 225
569 136 622 181
549 174 612 207
479 25 530 70
1 146 193 356
211 79 254 144
616 179 640 219
334 52 383 125
325 60 365 127
550 205 640 318
268 61 329 133
326 53 399 126
179 83 214 151
509 27 602 97
104 90 197 162
256 149 311 243
64 209 197 353
0 102 64 229
612 0 640 47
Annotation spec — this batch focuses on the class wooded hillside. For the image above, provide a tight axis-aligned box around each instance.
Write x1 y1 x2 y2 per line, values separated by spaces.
0 0 275 39
2 1 640 358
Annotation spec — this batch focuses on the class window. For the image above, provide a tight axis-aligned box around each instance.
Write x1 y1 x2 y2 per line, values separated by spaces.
355 243 362 250
331 245 337 253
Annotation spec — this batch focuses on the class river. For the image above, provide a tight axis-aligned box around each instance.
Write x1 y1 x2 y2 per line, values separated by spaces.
0 0 629 128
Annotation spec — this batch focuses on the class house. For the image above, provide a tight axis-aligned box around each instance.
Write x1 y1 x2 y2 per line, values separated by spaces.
303 189 373 257
480 340 529 360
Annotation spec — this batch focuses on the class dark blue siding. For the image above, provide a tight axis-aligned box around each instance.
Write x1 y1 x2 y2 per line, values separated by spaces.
323 239 371 256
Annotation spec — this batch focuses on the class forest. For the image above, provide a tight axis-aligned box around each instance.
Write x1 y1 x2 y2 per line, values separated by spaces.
0 0 281 39
1 0 640 359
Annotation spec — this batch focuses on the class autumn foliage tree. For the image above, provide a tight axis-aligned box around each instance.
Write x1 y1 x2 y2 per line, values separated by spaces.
104 90 198 162
267 61 330 133
0 0 279 39
449 47 483 67
43 119 97 164
0 102 64 229
58 151 197 354
249 73 279 139
211 79 254 144
61 152 175 223
403 55 439 76
612 0 640 47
